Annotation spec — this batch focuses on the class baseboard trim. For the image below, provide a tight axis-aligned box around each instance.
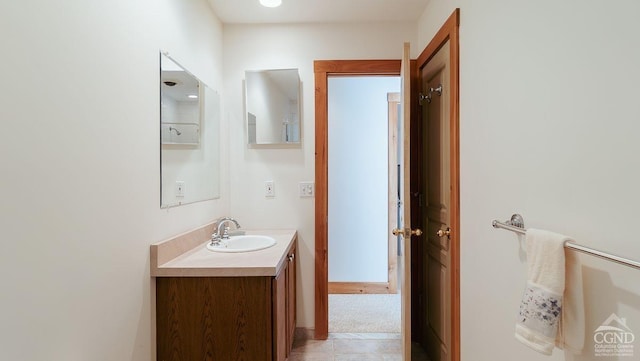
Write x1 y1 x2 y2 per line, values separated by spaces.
328 282 392 294
294 327 315 340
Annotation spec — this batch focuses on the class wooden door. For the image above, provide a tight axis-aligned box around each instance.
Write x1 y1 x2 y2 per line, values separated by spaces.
413 8 460 361
398 41 416 361
422 41 452 361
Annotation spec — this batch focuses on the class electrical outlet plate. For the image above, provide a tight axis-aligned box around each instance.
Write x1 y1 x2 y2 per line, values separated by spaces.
175 181 185 197
265 181 275 197
299 181 314 197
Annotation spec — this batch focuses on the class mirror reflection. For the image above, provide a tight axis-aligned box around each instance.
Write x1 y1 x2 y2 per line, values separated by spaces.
245 69 301 145
160 53 220 208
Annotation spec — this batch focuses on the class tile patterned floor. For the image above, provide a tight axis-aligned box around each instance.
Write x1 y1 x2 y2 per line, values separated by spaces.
290 333 429 361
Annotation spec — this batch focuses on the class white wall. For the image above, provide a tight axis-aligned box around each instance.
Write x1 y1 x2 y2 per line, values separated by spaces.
328 76 399 283
418 1 640 360
223 22 417 327
9 1 633 358
0 1 227 360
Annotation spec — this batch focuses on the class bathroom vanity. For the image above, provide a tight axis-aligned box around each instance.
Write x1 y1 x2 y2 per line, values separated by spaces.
151 225 297 361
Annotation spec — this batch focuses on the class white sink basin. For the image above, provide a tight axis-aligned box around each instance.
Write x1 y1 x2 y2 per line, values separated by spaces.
206 235 277 253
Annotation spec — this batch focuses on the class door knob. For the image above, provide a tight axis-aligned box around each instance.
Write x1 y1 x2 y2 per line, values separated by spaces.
436 227 451 238
392 228 423 237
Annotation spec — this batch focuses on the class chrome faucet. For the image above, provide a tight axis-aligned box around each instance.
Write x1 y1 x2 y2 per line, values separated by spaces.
210 217 241 246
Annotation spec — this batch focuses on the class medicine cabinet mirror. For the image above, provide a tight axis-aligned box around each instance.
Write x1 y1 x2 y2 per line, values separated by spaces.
245 69 301 145
160 52 220 208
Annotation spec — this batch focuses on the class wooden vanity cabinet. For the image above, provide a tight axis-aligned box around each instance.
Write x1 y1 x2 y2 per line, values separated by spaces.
155 241 296 361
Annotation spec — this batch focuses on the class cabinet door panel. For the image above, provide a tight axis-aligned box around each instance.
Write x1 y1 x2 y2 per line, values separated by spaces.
156 277 272 361
273 269 287 361
287 246 297 354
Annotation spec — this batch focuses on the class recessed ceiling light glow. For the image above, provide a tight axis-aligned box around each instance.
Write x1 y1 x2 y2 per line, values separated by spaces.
260 0 282 8
187 94 198 99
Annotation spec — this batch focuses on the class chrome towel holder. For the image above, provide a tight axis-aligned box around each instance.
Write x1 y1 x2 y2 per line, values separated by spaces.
492 214 640 271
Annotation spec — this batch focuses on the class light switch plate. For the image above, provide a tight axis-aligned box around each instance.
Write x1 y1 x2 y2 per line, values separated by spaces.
299 182 314 197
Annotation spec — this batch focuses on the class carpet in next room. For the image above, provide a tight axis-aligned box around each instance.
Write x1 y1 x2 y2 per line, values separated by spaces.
328 293 401 333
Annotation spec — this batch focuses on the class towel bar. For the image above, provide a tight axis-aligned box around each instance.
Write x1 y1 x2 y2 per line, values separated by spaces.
492 214 640 271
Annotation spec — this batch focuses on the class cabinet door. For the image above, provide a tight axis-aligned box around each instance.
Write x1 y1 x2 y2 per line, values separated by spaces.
273 267 287 361
286 245 296 354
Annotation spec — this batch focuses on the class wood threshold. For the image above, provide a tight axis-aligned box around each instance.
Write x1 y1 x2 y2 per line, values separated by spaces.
328 282 393 294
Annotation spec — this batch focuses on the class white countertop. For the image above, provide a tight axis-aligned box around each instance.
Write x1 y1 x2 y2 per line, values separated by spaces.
151 229 297 277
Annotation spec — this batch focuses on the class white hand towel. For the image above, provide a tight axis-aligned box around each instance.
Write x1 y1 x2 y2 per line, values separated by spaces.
556 245 585 354
515 228 584 355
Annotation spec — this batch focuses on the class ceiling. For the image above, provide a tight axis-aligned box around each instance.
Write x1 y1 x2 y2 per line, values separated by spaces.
207 0 430 24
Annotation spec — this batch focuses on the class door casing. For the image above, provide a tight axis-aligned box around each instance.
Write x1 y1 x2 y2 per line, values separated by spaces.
314 60 403 339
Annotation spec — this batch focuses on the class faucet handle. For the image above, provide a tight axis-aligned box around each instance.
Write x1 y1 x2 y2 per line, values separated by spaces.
210 232 221 245
221 226 230 239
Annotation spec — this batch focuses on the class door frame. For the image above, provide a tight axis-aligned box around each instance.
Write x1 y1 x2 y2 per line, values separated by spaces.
313 7 459 353
314 60 405 339
414 9 460 361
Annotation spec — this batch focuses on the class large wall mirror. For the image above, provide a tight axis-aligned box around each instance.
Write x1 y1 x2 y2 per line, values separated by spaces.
245 69 301 145
160 52 220 208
